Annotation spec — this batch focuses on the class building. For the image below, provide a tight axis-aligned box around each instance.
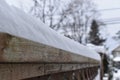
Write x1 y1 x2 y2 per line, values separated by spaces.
112 45 120 58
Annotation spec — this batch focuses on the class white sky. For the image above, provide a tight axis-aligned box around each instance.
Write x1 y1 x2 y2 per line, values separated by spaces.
94 0 120 51
5 0 120 36
6 0 33 12
94 0 120 19
5 0 120 51
94 0 120 36
6 0 120 35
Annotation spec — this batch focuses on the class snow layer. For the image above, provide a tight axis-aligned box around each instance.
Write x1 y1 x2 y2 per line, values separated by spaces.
113 57 120 62
87 43 106 53
105 37 120 54
0 0 100 60
113 69 120 80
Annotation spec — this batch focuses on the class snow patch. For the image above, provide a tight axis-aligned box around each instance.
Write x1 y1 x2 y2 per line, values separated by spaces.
87 43 106 53
113 57 120 62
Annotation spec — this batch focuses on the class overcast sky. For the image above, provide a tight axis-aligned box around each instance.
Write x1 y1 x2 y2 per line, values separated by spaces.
6 0 33 12
94 0 120 36
94 0 120 19
5 0 120 51
6 0 120 36
93 0 120 51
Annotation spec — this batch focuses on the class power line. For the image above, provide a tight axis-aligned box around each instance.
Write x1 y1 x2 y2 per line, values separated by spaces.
103 19 120 24
104 20 120 23
97 8 120 12
105 22 120 25
99 17 120 24
101 17 120 21
103 20 120 23
98 18 120 25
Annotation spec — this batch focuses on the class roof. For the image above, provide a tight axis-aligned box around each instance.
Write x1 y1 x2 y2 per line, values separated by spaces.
109 43 120 53
113 45 120 52
0 0 100 60
105 37 120 54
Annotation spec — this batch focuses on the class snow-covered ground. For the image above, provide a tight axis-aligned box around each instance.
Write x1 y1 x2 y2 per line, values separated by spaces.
113 69 120 80
112 57 120 80
94 69 120 80
103 77 108 80
94 69 100 80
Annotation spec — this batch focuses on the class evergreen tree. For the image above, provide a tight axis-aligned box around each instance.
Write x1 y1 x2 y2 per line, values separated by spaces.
88 20 105 45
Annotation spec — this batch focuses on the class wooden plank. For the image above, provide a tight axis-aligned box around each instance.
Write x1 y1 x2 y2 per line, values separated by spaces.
0 63 99 80
0 33 99 63
0 64 44 80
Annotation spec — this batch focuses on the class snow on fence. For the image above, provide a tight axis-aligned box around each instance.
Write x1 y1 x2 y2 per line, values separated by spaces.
0 0 100 61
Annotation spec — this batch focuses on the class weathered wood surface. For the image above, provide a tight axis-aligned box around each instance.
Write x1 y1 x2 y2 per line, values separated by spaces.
0 63 98 80
23 66 98 80
0 33 99 63
0 33 100 80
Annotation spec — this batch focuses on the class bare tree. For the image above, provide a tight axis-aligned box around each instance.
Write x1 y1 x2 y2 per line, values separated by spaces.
30 0 46 23
30 0 65 29
30 0 98 44
59 0 98 44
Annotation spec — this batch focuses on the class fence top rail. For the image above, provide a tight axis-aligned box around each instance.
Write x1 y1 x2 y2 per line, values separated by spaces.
0 0 100 61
